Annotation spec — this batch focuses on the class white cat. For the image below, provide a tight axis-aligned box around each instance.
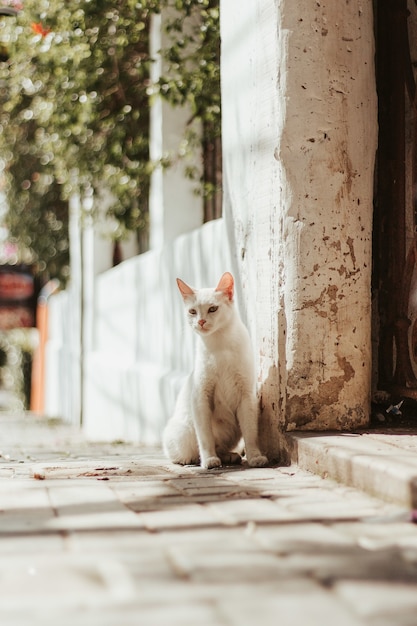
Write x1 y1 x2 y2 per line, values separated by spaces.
163 272 268 470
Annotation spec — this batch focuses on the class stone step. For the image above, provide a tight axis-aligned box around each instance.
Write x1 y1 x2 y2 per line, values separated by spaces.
288 430 417 509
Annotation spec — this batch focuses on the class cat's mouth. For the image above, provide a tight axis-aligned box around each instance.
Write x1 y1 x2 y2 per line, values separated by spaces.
196 325 211 333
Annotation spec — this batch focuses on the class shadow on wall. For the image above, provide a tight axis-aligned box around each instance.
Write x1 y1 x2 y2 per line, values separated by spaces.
258 363 291 466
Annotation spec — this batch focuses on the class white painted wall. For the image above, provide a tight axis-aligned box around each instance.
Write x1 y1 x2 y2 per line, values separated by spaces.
45 219 232 442
83 219 232 442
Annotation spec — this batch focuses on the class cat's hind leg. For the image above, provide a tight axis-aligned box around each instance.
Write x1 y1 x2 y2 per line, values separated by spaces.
219 451 242 465
162 418 200 465
216 444 242 466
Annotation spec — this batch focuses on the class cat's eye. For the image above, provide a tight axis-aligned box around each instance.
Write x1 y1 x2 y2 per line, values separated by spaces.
208 306 218 313
189 308 197 315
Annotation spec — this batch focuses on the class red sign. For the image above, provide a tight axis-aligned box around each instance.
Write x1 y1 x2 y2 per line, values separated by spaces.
0 265 36 329
0 272 34 301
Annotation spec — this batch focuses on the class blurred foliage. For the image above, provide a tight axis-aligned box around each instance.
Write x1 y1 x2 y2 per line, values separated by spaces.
0 328 37 410
0 0 220 284
158 0 220 134
159 0 221 202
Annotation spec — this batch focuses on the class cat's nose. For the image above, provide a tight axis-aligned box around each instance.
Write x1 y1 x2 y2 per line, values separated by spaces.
198 319 206 327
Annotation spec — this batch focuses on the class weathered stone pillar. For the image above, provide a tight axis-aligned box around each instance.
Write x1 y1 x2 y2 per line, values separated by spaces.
221 0 377 458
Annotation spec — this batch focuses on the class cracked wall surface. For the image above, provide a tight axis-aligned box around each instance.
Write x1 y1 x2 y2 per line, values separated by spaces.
221 0 377 451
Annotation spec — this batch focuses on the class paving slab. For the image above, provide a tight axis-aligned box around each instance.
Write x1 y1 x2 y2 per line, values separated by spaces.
218 579 368 626
335 580 417 626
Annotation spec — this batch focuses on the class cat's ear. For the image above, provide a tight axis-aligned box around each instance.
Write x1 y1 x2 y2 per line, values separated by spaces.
215 272 234 301
176 278 195 300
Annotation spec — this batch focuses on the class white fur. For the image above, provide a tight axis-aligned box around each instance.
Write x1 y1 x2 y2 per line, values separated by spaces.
163 272 268 469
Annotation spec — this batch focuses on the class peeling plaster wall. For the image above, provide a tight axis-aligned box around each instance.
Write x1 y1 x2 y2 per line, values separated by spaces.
221 0 377 447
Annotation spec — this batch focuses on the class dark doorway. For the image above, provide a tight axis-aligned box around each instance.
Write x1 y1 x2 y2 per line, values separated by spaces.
374 0 417 400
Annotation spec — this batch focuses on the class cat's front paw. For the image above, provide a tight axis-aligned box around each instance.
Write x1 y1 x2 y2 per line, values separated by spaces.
247 454 268 468
202 455 222 469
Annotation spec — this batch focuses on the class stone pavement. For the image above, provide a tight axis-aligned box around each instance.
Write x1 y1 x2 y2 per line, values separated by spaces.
1 413 417 625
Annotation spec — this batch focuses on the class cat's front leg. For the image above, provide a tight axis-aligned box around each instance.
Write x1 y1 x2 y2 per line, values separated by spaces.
247 453 269 467
202 455 222 469
237 395 268 467
198 432 222 469
192 394 221 469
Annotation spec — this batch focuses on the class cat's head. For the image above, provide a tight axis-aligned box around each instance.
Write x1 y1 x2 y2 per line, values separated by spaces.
176 272 235 337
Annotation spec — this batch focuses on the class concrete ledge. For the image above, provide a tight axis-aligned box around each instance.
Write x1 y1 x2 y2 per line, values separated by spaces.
288 431 417 508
